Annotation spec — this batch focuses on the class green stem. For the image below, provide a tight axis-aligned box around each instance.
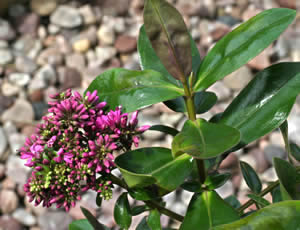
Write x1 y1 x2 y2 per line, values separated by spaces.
238 166 300 214
183 81 206 183
108 174 184 222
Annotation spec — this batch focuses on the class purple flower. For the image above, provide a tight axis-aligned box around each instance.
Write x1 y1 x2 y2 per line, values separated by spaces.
47 136 57 148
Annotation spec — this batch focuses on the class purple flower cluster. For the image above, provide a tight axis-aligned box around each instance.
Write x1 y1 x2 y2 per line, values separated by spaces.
19 89 150 211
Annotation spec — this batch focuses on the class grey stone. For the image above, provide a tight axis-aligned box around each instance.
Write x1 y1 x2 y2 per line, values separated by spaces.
0 215 22 230
31 0 57 16
6 155 31 184
264 145 286 165
207 81 231 101
38 212 73 230
30 65 57 90
0 127 7 158
97 23 115 45
1 98 34 124
0 40 8 48
261 167 278 182
8 133 26 154
1 81 20 97
0 49 13 65
48 23 60 34
37 47 63 66
50 5 83 28
3 121 18 136
223 66 253 90
216 180 234 198
0 19 16 41
8 73 31 87
15 56 38 74
13 35 42 59
17 13 40 35
94 46 117 66
12 208 37 226
66 53 86 70
0 189 19 214
79 4 97 25
58 67 82 90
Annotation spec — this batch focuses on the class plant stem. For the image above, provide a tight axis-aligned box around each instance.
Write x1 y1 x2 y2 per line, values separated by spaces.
108 174 184 222
183 81 206 183
237 181 279 214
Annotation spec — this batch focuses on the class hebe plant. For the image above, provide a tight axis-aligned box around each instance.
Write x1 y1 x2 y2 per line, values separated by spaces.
20 0 300 229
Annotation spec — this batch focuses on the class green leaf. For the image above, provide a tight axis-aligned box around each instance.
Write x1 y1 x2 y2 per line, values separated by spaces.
273 158 300 200
205 172 231 190
212 201 300 230
194 8 296 91
144 0 192 81
271 184 283 203
69 219 94 230
290 143 300 161
240 161 262 194
114 193 132 230
138 26 201 87
164 91 217 114
80 207 107 230
137 217 151 230
181 180 202 193
280 121 293 160
247 194 271 208
219 62 300 147
148 209 162 230
115 147 194 191
149 125 179 136
180 191 239 230
129 185 166 201
224 195 241 209
131 205 149 216
86 68 184 113
172 119 240 159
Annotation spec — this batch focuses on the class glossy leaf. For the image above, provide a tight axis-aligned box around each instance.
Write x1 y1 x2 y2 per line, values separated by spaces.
164 91 217 114
129 185 167 201
212 201 300 230
149 125 179 137
225 195 241 209
205 172 231 190
180 191 239 230
115 147 194 191
290 143 300 161
148 209 162 230
240 161 262 194
194 8 296 91
86 68 184 113
247 194 271 208
114 193 132 230
172 119 240 159
273 158 300 200
219 62 300 147
138 26 201 86
144 0 192 81
80 207 108 230
181 180 202 193
69 219 94 230
131 205 149 216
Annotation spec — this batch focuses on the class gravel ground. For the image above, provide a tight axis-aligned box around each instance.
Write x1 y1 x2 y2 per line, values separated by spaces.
0 0 299 229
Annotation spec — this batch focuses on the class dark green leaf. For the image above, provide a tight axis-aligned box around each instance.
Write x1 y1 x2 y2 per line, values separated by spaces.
80 207 107 230
86 68 184 113
69 219 94 230
115 147 194 191
149 125 179 136
290 143 300 161
271 184 283 203
144 0 192 81
172 119 240 159
164 91 217 114
273 158 300 200
205 172 231 190
96 193 102 207
219 62 300 147
138 26 201 86
212 201 300 230
129 185 167 201
247 194 271 208
114 193 132 229
240 161 262 194
131 205 149 216
225 195 241 209
180 191 239 230
194 8 296 91
180 180 202 193
148 209 162 230
137 217 151 230
280 121 292 160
